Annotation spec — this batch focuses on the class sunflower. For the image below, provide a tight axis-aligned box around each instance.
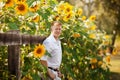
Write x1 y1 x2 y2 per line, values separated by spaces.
20 25 31 31
63 11 73 22
14 0 26 4
98 61 103 66
15 2 28 15
81 16 86 21
90 58 97 64
89 25 96 30
57 3 66 14
112 48 118 55
54 15 60 21
72 33 80 38
89 15 96 21
5 0 14 7
29 4 40 12
63 15 69 22
105 56 110 63
33 44 45 58
64 2 73 13
40 0 47 6
89 34 96 39
76 8 83 16
104 35 110 39
22 74 32 80
32 15 40 22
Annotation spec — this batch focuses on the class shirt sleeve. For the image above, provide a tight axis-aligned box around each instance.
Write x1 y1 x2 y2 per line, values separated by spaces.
43 40 53 53
40 55 47 61
40 39 53 60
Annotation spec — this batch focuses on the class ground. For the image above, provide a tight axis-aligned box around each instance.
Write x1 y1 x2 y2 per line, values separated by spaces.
110 52 120 80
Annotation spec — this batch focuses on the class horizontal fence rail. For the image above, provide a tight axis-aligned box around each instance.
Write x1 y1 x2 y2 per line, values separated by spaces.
0 31 46 45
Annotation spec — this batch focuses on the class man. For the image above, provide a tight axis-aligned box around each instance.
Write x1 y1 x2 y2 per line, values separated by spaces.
40 21 63 80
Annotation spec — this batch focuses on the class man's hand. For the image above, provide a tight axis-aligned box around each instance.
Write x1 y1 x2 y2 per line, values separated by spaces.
48 69 56 79
40 60 48 67
57 71 63 78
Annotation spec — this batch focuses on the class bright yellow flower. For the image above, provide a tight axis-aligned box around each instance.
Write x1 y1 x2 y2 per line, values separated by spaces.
5 0 14 7
72 33 80 38
33 44 45 58
15 2 28 15
54 15 60 21
57 3 66 14
40 0 47 5
76 8 82 16
98 61 103 66
20 25 31 31
22 76 32 80
90 58 97 64
112 48 118 55
22 74 32 80
14 0 26 4
89 34 96 39
89 25 96 30
89 15 96 21
64 2 73 13
105 56 110 63
63 16 69 22
32 15 40 22
104 35 110 39
29 4 40 12
81 16 86 21
63 11 73 22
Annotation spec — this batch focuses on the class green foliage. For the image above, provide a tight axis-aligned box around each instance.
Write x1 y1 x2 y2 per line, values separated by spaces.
0 0 112 80
0 46 9 79
60 20 111 79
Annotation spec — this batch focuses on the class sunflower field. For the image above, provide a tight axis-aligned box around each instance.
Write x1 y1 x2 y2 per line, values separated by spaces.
0 0 112 80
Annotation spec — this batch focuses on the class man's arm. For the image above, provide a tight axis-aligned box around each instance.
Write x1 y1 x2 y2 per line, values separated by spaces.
40 60 48 67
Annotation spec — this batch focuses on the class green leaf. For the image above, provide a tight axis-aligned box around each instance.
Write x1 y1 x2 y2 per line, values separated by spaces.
45 51 51 57
27 0 35 7
31 73 41 80
8 22 18 30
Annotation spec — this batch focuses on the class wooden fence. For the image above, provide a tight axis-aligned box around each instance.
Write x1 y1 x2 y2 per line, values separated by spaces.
0 30 46 80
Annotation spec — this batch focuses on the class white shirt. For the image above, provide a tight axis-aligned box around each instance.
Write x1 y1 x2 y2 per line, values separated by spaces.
41 33 62 69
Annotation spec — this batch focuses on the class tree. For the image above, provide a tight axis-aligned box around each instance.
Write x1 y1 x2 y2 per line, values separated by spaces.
102 0 120 51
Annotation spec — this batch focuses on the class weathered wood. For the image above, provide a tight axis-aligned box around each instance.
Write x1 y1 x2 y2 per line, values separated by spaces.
0 32 46 45
0 30 46 80
7 30 21 80
8 45 20 80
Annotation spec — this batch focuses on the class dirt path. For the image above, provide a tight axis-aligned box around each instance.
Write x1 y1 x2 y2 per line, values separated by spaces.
110 52 120 80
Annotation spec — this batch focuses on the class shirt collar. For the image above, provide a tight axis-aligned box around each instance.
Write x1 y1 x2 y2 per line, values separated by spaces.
50 33 59 43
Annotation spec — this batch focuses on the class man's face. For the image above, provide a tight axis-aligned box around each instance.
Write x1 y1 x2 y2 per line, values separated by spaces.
51 23 62 39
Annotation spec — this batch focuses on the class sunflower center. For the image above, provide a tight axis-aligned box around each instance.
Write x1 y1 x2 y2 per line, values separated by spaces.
67 14 71 18
66 8 70 12
6 0 11 4
36 48 42 54
18 4 25 11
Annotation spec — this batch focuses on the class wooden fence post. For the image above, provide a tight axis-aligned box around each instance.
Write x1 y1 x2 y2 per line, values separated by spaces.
8 45 21 80
0 30 46 80
8 30 21 80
